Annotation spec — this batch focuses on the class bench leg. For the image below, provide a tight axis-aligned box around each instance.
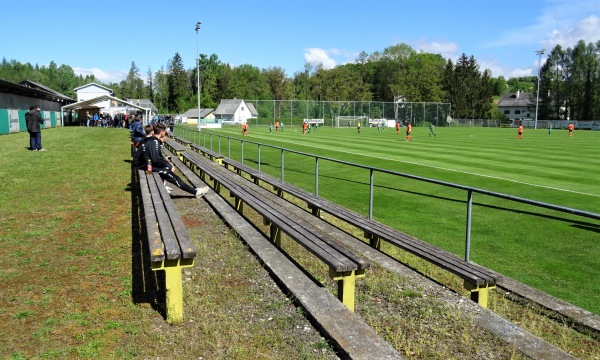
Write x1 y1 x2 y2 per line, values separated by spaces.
234 197 244 213
330 269 366 312
366 232 381 250
152 259 194 324
270 224 281 246
215 158 222 165
309 205 321 217
464 281 495 308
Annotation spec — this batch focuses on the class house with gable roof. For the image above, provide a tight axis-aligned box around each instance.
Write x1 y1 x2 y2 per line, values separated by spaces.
73 82 115 112
214 99 258 124
497 90 534 125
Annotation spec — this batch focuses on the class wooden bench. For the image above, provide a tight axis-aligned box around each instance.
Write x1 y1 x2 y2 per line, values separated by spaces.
171 135 193 148
181 151 369 311
164 137 188 161
137 168 196 323
221 157 501 308
190 143 224 165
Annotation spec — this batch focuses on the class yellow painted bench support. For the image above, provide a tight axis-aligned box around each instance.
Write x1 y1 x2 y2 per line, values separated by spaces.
234 196 244 213
174 149 185 162
464 281 495 308
151 258 195 324
330 268 366 312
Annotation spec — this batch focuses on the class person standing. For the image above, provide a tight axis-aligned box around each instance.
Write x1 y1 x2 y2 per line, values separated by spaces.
269 123 273 133
395 121 400 135
168 118 174 133
548 123 552 135
376 122 381 135
275 121 279 132
518 124 524 139
428 123 437 137
405 122 412 141
357 121 361 134
26 105 45 151
241 122 248 135
130 115 145 148
568 123 574 136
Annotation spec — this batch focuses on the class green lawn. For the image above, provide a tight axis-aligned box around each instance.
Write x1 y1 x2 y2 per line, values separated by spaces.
179 124 600 315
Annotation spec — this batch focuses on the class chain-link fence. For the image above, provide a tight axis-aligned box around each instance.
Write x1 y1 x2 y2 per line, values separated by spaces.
245 100 451 128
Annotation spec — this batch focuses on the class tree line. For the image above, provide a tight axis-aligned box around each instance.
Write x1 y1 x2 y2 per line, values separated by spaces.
1 40 599 121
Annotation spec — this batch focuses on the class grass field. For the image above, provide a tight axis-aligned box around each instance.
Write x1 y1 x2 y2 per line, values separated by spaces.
181 124 600 315
2 126 598 358
0 128 342 359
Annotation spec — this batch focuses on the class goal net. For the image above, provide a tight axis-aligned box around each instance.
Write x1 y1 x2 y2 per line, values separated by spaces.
336 115 368 128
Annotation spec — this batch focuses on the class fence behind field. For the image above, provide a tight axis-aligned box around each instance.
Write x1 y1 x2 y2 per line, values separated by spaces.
246 100 451 128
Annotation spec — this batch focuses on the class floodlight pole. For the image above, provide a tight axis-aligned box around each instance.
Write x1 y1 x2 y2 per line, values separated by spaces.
195 21 202 132
534 48 545 130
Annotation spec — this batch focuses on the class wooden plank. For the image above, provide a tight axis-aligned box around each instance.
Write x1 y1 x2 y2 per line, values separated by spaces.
145 172 182 260
138 169 165 262
221 156 500 286
191 153 361 273
151 173 196 259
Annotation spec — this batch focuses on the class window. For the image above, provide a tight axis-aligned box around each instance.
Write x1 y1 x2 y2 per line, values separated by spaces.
504 110 510 114
515 110 521 114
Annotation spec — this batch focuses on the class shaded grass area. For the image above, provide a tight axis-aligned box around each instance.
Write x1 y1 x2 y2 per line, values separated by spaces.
188 125 600 315
0 128 336 359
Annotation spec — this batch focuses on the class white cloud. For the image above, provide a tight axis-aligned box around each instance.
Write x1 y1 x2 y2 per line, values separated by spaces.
414 40 459 60
73 67 127 84
543 15 600 49
303 48 337 69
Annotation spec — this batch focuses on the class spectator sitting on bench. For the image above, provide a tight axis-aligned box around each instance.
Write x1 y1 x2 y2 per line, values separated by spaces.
145 123 209 198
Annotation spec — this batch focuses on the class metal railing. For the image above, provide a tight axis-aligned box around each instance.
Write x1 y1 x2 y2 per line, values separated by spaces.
175 128 600 262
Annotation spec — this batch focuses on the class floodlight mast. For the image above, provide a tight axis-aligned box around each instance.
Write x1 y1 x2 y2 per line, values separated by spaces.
534 48 545 130
195 22 202 131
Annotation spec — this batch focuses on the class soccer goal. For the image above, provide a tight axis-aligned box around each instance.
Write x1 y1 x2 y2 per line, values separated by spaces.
336 115 368 128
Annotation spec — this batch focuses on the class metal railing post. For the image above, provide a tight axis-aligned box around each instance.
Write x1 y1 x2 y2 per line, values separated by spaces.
257 144 261 172
241 140 244 164
369 169 374 220
465 190 473 262
210 133 213 151
228 137 231 158
281 149 285 182
218 135 221 154
315 157 319 196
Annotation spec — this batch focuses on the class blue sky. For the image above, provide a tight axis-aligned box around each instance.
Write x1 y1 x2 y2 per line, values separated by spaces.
2 0 599 86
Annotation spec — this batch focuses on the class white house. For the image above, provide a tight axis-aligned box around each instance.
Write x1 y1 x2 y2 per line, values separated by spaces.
73 83 114 111
214 99 258 123
497 90 534 124
180 108 215 124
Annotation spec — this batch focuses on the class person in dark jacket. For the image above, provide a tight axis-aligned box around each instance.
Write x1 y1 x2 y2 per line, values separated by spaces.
144 124 209 197
130 115 145 147
26 105 45 151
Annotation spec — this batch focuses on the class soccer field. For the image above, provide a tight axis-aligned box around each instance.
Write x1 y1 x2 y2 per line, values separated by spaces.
184 125 600 314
